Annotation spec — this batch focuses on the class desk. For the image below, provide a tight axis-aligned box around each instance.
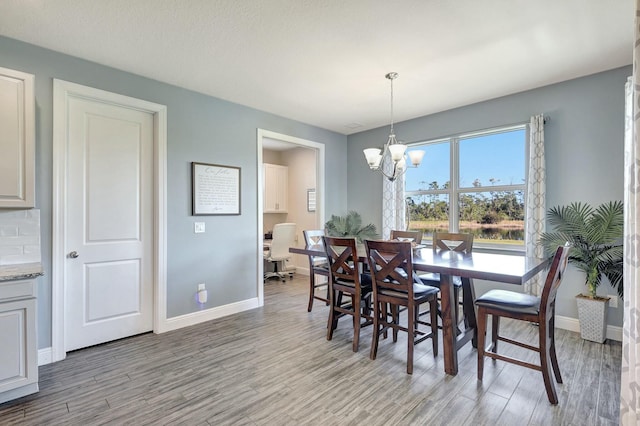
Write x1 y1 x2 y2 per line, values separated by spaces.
290 244 549 376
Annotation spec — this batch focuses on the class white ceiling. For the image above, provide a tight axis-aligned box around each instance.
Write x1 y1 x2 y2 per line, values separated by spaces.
0 1 633 135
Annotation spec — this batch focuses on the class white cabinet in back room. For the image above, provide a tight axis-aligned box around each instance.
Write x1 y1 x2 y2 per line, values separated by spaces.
0 66 35 208
263 163 288 213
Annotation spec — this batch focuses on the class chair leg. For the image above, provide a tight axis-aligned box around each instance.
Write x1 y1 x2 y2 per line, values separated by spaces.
430 298 438 356
407 304 414 375
370 300 381 360
392 305 399 343
353 296 361 352
491 315 500 354
327 290 340 340
454 286 461 328
549 314 563 384
476 307 487 380
307 272 316 312
539 321 559 405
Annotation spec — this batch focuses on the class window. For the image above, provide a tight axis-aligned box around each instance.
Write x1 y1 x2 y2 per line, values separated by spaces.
405 125 527 249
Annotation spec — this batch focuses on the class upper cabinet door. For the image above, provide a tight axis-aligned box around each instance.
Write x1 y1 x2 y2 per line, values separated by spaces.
0 67 35 208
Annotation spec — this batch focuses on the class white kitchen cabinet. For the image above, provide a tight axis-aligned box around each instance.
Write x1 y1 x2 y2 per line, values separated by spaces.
0 278 38 404
0 67 35 208
263 163 288 213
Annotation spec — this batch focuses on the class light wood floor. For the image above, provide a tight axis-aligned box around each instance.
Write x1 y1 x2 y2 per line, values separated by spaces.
0 275 621 425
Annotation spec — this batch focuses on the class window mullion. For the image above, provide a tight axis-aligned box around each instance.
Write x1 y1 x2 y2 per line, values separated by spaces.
450 137 459 232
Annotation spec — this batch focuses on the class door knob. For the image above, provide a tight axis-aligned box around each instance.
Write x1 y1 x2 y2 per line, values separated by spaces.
68 251 79 259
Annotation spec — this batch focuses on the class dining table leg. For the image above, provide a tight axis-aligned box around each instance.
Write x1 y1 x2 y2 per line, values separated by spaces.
439 273 458 375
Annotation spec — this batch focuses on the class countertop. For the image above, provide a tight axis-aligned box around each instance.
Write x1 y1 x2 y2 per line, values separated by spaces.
0 263 44 282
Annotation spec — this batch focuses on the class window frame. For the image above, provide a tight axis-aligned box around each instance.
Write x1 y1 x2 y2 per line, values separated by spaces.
405 123 529 253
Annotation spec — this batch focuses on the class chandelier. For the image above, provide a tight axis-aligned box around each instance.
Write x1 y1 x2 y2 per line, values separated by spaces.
363 72 424 182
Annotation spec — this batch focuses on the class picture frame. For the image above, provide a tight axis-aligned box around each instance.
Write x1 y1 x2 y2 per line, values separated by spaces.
192 162 241 215
307 188 316 212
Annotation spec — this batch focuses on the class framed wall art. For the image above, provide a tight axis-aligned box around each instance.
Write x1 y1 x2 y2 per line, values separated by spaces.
192 162 241 215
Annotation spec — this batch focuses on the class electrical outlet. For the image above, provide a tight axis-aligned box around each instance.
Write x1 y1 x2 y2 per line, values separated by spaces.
196 283 208 304
194 222 205 233
608 294 618 309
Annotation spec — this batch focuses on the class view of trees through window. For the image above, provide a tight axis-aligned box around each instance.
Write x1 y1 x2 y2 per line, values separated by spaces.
405 126 527 246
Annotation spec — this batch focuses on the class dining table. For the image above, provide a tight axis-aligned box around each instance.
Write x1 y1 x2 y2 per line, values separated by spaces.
289 243 549 376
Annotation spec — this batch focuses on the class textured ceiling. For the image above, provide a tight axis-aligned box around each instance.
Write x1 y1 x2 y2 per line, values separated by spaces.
0 0 633 135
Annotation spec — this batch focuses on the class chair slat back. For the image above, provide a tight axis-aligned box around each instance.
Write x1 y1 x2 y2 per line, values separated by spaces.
303 229 324 246
365 240 415 297
539 243 572 314
303 229 327 264
433 232 473 254
322 236 361 285
390 230 423 244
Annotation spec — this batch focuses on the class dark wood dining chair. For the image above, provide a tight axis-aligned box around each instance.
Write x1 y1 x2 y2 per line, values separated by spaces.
390 229 423 244
302 229 330 312
475 243 571 405
323 236 373 352
418 232 474 332
365 240 439 374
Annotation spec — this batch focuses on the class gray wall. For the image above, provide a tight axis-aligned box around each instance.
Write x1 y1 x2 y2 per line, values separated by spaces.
347 66 629 327
0 36 348 348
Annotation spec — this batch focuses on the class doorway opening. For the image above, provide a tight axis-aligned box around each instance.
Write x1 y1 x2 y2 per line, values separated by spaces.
257 130 325 306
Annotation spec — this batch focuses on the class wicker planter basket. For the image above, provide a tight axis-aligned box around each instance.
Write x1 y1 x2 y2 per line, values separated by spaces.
575 294 610 343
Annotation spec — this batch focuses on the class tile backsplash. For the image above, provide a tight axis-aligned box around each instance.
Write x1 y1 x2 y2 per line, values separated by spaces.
0 209 41 265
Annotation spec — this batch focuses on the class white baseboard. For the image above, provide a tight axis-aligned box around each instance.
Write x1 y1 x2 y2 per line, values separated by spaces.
38 347 52 366
158 297 261 333
555 315 622 342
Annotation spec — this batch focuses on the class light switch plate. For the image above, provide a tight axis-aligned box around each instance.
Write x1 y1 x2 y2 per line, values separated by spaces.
194 222 205 233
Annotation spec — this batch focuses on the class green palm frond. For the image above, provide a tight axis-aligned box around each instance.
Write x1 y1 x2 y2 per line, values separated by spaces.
540 201 623 299
325 211 378 242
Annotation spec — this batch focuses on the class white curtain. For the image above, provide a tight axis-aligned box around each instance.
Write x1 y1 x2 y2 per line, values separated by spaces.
524 114 546 295
621 63 640 423
382 163 406 240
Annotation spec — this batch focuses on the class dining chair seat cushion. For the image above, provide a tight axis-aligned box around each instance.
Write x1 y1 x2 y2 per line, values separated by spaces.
335 273 372 290
475 289 541 315
379 283 439 300
311 256 328 267
418 273 463 288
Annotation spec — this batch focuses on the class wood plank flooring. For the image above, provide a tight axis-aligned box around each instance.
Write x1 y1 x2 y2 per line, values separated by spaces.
0 275 621 425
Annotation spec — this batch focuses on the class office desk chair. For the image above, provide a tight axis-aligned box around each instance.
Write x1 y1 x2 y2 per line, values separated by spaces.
264 223 297 282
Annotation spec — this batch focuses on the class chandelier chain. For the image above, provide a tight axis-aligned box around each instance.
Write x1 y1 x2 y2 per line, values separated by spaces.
389 75 394 137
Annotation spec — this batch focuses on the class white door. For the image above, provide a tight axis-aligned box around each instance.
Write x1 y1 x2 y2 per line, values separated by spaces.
64 95 154 351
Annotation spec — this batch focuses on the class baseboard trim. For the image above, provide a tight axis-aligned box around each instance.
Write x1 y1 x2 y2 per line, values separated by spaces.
158 297 260 333
555 315 622 342
38 347 52 366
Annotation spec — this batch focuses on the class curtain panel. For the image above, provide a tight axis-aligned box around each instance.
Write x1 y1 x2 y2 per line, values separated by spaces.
621 69 640 422
524 114 546 295
382 169 406 240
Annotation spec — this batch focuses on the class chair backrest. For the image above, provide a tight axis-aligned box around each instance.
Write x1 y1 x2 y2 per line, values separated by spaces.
390 230 423 244
322 236 362 287
365 240 415 298
433 232 473 254
303 229 324 246
539 243 572 316
303 229 327 267
269 223 297 259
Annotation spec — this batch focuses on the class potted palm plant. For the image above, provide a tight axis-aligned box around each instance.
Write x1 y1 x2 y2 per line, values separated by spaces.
540 201 623 343
325 211 378 243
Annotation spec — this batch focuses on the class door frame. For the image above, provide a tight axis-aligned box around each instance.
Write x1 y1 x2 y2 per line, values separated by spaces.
256 129 325 306
51 79 168 362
